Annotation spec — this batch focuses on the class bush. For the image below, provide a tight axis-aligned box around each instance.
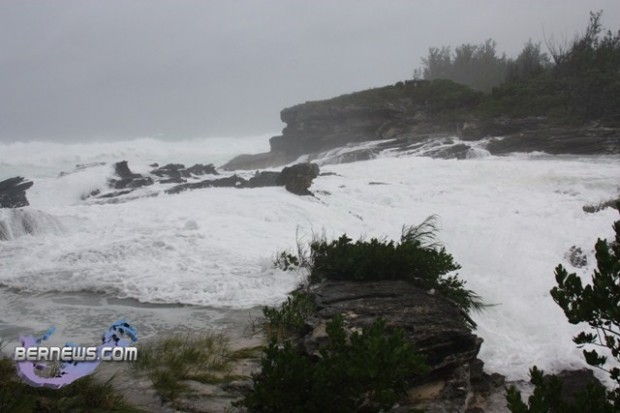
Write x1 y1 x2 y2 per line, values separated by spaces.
507 209 620 411
307 216 483 313
506 366 612 413
261 290 316 341
238 315 428 413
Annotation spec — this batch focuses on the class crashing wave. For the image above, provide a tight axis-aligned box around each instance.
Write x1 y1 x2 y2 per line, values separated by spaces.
465 147 491 159
0 208 65 241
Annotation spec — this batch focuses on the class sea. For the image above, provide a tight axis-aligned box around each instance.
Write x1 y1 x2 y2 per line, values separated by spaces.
0 134 619 382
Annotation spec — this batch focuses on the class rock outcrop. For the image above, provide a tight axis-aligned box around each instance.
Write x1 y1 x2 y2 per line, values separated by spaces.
150 163 218 183
276 163 320 195
0 177 34 208
302 280 503 412
83 160 321 201
110 161 154 190
222 80 620 170
167 163 320 196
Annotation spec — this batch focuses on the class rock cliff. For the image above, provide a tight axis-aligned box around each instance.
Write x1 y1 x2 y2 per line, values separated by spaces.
223 79 620 170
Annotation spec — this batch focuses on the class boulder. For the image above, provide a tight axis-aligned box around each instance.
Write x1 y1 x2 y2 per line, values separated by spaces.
0 177 34 208
565 246 588 268
186 163 218 176
150 163 186 179
425 143 471 160
110 161 154 190
302 280 501 412
305 281 481 374
246 171 280 188
546 369 605 404
276 163 320 195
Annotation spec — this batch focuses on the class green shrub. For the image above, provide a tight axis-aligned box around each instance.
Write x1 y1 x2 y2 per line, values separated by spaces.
307 217 483 313
273 251 300 271
506 366 612 413
261 290 316 341
238 315 428 413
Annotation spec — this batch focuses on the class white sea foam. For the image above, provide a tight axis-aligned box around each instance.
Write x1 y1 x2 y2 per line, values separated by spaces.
1 135 619 381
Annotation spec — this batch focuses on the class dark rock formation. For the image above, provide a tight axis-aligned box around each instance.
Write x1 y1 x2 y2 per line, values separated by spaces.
150 163 218 179
86 160 320 201
186 163 218 176
0 177 34 208
166 163 320 196
222 81 620 170
425 143 471 160
485 125 620 155
565 246 588 268
276 163 320 195
222 151 292 171
110 161 154 190
246 171 280 188
302 280 502 412
583 198 620 213
272 103 404 158
86 161 220 200
545 369 605 405
306 281 481 375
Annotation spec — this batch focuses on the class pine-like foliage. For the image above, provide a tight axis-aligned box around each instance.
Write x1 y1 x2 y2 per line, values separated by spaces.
238 316 428 413
507 209 620 411
506 366 612 413
550 209 620 405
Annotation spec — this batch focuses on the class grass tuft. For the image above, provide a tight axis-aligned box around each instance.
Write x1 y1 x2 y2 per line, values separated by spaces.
131 332 232 401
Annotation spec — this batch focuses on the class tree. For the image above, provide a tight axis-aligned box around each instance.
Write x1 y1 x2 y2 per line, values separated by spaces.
507 40 551 81
550 209 620 405
417 39 508 92
507 209 620 411
549 11 620 121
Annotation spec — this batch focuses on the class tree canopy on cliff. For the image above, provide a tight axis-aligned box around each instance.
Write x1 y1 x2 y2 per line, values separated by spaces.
414 39 509 93
415 11 620 124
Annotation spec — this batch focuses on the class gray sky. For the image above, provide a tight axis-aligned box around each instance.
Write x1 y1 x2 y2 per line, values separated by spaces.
1 0 619 142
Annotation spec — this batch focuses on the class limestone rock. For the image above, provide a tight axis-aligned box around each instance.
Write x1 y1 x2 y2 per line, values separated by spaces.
110 161 154 189
302 280 502 412
276 163 320 195
0 177 33 208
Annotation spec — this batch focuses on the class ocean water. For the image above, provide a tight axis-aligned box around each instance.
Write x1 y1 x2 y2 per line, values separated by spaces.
1 134 619 381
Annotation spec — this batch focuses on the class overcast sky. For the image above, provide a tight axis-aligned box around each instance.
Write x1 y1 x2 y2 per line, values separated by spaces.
1 0 619 143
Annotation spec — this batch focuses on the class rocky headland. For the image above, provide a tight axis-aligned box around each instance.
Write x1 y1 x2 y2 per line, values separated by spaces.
223 79 620 170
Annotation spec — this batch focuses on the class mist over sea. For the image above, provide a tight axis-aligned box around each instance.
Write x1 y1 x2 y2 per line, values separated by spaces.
1 134 619 381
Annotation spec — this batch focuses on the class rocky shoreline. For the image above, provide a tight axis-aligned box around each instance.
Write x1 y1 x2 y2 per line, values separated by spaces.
223 81 620 170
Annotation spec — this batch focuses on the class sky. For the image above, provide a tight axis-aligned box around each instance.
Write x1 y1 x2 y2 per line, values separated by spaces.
1 0 619 143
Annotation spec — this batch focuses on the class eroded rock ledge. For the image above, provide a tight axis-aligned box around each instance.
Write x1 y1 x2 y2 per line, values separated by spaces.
223 80 620 170
85 160 321 202
301 280 504 413
0 177 33 208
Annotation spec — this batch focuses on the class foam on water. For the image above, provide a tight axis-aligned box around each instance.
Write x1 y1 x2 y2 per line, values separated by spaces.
1 135 619 381
0 209 65 241
0 135 271 180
